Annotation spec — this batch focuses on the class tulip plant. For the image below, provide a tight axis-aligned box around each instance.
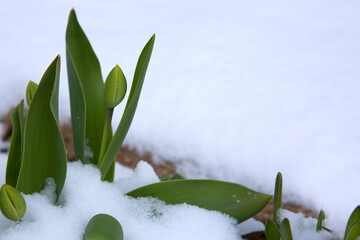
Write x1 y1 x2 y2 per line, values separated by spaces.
2 8 359 240
0 8 272 239
264 173 360 240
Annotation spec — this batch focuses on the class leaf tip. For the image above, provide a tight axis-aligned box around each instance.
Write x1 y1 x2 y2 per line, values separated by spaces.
69 8 76 17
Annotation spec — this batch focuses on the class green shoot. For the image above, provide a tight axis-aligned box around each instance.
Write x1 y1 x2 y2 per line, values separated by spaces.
273 172 282 225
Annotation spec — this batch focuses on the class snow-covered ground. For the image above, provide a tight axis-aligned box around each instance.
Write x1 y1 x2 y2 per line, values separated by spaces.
0 154 263 240
1 0 360 236
0 154 330 240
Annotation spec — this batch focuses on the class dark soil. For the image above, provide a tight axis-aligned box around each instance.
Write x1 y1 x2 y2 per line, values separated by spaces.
59 124 176 178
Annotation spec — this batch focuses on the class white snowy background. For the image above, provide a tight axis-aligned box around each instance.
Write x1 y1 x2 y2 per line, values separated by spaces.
1 0 360 236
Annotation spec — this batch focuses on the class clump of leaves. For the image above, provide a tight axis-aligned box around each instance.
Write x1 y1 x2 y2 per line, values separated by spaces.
6 56 66 203
265 218 293 240
265 172 293 240
2 8 272 238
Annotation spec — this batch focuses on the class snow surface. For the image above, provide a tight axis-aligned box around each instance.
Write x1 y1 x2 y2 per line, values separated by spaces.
278 209 333 240
1 0 360 236
0 152 255 240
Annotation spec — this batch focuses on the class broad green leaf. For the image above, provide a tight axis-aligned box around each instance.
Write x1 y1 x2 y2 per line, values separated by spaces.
345 222 360 240
99 34 155 180
345 206 360 240
126 179 271 223
273 172 282 225
83 214 123 240
16 56 67 203
5 101 25 187
316 210 325 232
161 173 184 181
279 218 293 240
0 184 26 222
265 219 280 240
66 9 107 165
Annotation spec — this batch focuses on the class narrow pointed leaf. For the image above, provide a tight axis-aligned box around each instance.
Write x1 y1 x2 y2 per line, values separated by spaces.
100 34 155 179
126 179 271 223
273 172 282 225
16 56 67 203
316 210 325 232
265 219 281 240
66 9 107 164
26 81 38 106
83 214 123 240
345 206 360 240
6 101 25 187
280 218 293 240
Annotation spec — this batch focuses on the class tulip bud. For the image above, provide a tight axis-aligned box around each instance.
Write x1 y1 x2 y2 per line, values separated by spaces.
104 65 127 108
83 214 123 240
0 184 26 221
26 81 38 106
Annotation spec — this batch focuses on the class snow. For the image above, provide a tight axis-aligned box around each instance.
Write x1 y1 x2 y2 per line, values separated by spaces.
0 153 247 240
278 209 333 240
1 0 360 237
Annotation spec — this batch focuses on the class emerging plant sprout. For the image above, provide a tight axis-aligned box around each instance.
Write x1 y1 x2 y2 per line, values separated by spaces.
83 214 123 240
273 172 282 225
1 7 360 239
0 184 26 221
265 173 293 240
2 7 272 237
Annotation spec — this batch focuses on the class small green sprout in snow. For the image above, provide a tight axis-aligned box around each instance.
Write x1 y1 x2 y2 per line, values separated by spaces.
0 184 26 221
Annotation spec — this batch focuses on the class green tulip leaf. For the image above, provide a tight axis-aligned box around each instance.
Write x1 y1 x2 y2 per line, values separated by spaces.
273 172 282 225
66 9 107 165
0 184 26 222
345 206 360 240
126 179 271 223
26 81 38 106
99 34 155 180
280 218 293 240
316 210 325 232
345 222 360 240
16 56 67 203
83 214 123 240
5 100 25 188
265 219 280 240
